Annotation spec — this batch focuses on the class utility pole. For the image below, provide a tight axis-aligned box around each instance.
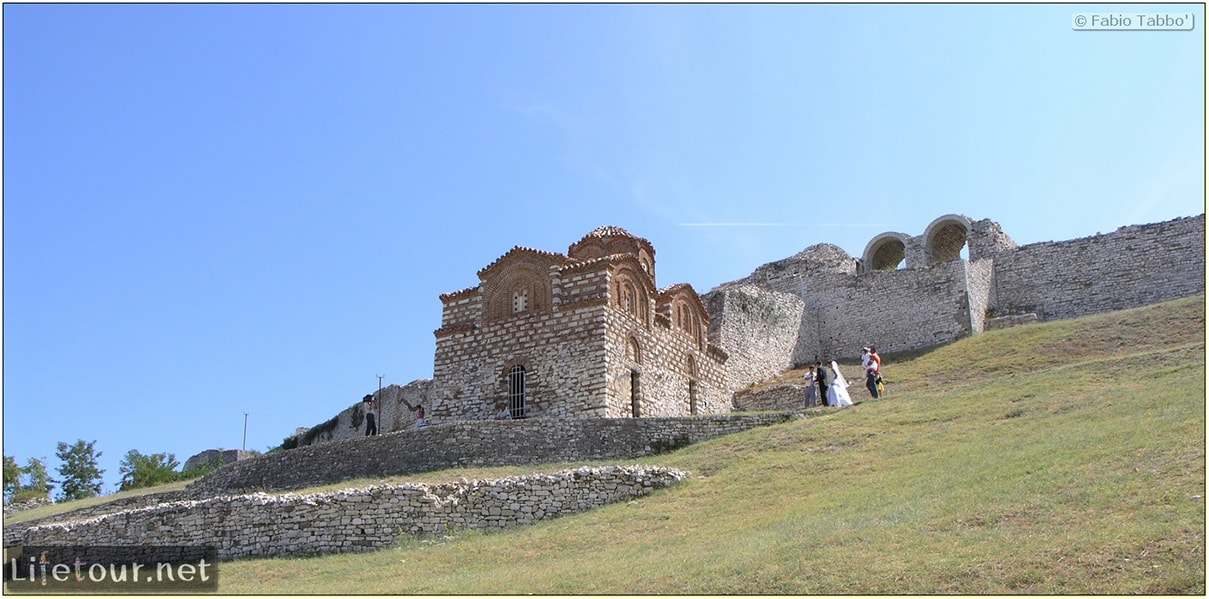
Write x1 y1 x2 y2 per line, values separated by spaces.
242 413 248 451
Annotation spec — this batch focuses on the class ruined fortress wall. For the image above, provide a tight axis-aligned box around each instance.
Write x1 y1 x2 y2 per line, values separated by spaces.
703 285 805 390
990 215 1206 321
19 467 687 561
185 414 793 497
296 381 434 447
707 215 1204 365
809 262 975 359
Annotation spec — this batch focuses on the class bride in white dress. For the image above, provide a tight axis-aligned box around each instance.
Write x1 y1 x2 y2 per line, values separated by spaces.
827 361 854 408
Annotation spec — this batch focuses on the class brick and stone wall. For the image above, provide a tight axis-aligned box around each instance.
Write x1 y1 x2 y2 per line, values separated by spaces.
186 414 794 497
17 466 688 561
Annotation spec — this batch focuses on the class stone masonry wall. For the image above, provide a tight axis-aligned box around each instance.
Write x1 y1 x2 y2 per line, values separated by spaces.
733 384 808 412
703 284 805 391
603 290 729 417
705 214 1204 366
991 215 1205 321
3 491 188 548
185 414 793 497
296 380 434 447
433 271 612 420
18 466 688 561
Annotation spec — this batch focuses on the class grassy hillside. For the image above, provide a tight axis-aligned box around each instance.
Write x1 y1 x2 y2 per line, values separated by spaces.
218 296 1204 594
24 297 1209 594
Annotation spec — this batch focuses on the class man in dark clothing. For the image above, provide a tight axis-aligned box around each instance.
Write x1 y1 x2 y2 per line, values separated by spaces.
363 394 378 436
815 361 832 407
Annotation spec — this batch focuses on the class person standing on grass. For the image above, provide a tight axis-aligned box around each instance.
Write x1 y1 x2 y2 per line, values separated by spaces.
861 347 881 399
815 360 832 407
803 365 820 408
869 346 884 396
827 361 854 408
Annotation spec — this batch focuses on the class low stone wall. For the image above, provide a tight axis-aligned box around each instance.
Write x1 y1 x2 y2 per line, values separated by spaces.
986 313 1040 330
19 466 688 561
185 413 794 497
2 490 187 548
2 498 53 518
734 384 808 412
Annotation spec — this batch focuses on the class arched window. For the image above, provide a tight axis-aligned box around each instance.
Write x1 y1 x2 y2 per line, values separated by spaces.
508 365 527 419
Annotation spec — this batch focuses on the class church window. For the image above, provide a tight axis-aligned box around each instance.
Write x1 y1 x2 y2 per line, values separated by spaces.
508 365 527 419
512 288 529 313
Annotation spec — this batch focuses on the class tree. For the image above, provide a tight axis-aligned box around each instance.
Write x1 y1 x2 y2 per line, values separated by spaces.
3 455 20 503
54 440 104 502
22 458 52 497
118 450 181 491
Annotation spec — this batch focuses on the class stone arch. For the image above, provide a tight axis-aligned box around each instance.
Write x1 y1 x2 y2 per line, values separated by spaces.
861 232 911 272
614 266 652 327
625 335 643 365
482 264 552 322
923 214 972 265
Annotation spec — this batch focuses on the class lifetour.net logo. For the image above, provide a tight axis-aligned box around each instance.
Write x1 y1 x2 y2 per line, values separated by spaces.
3 545 218 594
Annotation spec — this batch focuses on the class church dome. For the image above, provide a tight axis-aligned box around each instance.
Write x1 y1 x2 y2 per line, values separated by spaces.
568 226 657 278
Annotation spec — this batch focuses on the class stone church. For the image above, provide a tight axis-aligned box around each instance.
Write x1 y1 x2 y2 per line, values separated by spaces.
431 226 729 421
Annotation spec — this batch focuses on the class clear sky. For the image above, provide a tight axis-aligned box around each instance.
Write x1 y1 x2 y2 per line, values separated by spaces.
2 3 1204 494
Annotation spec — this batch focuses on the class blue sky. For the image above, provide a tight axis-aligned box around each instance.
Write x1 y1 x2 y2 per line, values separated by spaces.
3 3 1204 494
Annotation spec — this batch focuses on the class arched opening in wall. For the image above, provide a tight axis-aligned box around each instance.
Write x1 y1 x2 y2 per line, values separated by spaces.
870 240 906 271
508 365 527 419
928 221 969 265
630 369 642 418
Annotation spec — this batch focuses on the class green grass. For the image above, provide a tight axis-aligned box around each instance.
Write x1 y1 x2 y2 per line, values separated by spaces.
22 296 1209 594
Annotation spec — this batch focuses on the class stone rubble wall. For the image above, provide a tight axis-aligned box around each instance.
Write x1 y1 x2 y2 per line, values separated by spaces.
704 284 806 391
990 215 1205 322
705 214 1205 366
296 380 434 447
733 384 807 412
1 498 54 519
185 414 793 497
2 491 187 548
182 449 256 472
18 466 688 561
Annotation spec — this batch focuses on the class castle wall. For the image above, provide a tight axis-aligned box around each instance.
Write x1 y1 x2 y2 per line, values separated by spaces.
706 214 1204 366
18 467 687 561
293 381 434 447
703 285 805 390
990 215 1205 321
740 262 976 360
184 414 794 496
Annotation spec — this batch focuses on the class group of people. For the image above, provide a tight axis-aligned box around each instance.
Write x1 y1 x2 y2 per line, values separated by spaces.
802 346 883 409
361 395 428 436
